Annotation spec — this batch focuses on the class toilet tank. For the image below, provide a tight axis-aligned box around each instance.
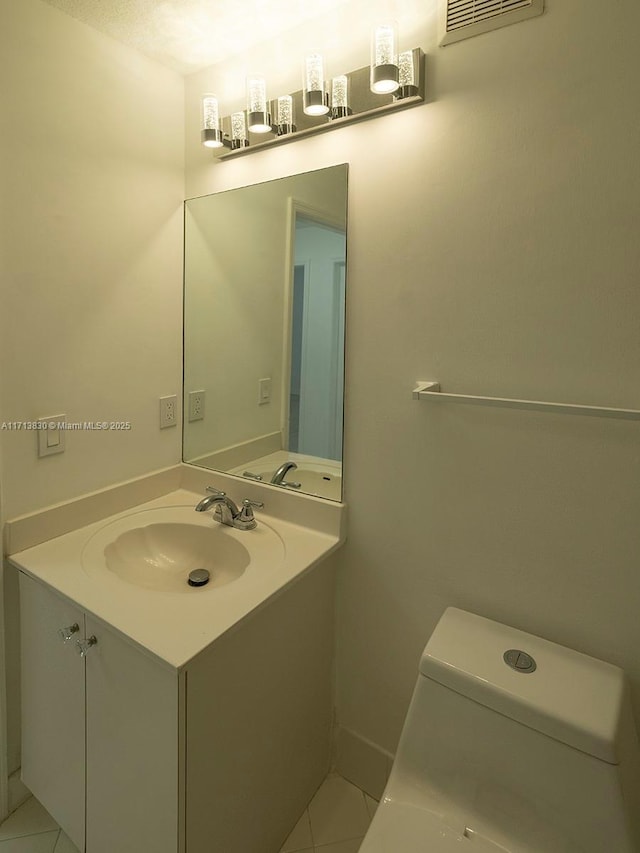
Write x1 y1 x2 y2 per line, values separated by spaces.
391 608 640 853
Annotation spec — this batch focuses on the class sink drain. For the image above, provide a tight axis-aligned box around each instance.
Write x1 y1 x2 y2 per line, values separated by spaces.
188 568 210 587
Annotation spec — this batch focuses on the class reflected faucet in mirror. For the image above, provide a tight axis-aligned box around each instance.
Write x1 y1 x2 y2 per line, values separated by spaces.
183 165 348 502
270 461 300 488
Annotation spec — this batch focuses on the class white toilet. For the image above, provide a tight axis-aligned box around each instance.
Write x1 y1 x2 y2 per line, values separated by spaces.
360 608 640 852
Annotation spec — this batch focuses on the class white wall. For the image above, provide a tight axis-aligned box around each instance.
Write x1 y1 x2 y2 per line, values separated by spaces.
0 0 184 784
0 0 185 521
185 0 640 752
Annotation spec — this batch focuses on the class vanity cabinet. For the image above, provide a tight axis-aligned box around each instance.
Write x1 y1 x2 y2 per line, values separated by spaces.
19 553 335 853
20 573 179 853
20 575 86 847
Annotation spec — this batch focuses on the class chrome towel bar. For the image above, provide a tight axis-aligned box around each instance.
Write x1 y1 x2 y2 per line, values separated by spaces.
412 381 640 421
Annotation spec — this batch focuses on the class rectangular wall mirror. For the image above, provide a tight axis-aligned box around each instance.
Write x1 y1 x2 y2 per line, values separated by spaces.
183 164 348 502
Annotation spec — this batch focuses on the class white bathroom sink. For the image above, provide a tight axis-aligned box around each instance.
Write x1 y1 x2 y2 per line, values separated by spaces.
10 486 343 668
101 523 249 592
81 505 285 593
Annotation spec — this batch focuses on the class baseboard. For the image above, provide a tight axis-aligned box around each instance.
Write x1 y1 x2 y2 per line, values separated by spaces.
333 726 394 801
8 769 30 815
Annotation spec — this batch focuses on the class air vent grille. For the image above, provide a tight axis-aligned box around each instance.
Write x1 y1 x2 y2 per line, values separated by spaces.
447 0 532 31
441 0 543 45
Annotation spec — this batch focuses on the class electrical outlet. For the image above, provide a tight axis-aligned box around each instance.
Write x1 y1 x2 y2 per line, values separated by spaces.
159 395 177 429
188 390 206 422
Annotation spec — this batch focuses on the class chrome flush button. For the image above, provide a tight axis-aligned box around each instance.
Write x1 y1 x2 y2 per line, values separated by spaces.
503 649 537 673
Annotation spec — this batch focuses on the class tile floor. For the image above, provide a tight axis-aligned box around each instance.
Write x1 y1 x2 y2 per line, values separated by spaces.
0 774 374 853
0 797 77 852
279 774 376 853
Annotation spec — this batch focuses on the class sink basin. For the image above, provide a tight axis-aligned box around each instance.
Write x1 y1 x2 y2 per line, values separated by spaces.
103 523 250 592
81 505 284 593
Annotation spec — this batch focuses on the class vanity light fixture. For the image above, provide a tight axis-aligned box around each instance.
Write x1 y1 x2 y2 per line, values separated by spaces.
246 76 272 133
330 75 351 119
201 42 426 158
230 111 249 149
303 53 329 116
370 22 400 94
276 95 295 135
201 93 223 148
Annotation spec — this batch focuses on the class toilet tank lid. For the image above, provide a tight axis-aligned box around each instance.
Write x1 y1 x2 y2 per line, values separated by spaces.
420 608 627 764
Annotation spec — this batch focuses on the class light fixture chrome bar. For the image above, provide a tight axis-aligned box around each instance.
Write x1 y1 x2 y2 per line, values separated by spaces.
214 48 425 160
412 381 640 420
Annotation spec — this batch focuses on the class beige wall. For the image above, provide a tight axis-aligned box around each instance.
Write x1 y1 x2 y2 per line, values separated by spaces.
0 0 185 521
0 0 184 779
186 0 640 751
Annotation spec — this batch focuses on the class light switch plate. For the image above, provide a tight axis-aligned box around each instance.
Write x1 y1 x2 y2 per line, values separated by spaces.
37 414 66 457
258 378 272 405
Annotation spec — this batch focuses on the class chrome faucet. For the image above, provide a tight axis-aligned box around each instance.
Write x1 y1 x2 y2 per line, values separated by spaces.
270 461 298 486
195 487 263 530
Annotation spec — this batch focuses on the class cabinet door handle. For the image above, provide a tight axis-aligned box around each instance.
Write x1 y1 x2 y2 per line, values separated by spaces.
58 623 80 643
76 636 98 657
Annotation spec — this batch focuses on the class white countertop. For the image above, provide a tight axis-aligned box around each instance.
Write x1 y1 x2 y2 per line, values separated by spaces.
9 488 342 670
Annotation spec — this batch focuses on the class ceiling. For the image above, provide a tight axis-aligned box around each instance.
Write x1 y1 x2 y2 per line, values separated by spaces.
42 0 352 75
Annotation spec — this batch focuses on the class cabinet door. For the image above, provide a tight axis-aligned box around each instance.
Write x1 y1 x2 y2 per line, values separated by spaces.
84 616 179 853
20 573 86 850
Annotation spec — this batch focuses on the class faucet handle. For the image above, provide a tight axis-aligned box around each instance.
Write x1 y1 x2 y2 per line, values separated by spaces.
234 498 264 530
206 486 226 496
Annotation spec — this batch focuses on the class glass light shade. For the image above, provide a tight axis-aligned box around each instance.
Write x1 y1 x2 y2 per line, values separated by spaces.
303 53 329 116
246 76 272 133
370 22 399 94
331 76 348 109
398 51 415 87
231 111 249 149
276 95 295 134
397 50 419 99
330 75 351 119
201 93 223 148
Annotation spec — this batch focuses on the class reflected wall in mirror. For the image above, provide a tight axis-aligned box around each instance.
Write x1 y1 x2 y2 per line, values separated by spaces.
183 164 348 502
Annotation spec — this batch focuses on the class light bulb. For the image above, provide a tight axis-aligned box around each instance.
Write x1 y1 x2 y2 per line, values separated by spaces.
201 93 223 148
246 76 272 133
303 53 329 116
370 22 399 94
